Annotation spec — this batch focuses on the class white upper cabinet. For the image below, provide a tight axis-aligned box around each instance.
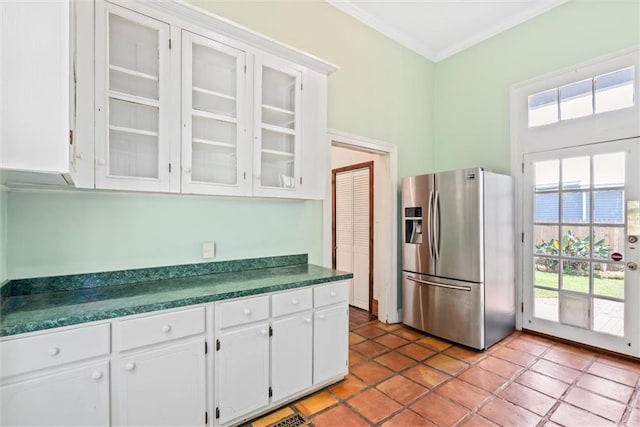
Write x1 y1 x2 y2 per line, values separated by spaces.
181 31 250 196
253 54 302 198
2 0 336 198
94 2 179 192
0 0 72 182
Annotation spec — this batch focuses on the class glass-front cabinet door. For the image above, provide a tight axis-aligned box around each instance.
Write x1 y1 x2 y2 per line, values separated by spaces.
181 31 249 196
95 2 175 192
254 55 302 197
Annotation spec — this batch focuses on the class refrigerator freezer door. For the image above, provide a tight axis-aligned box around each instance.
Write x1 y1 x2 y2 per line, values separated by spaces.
402 174 435 275
434 168 484 283
402 272 485 349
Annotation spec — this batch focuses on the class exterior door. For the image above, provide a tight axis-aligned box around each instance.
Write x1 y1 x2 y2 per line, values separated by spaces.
523 138 640 356
334 165 372 311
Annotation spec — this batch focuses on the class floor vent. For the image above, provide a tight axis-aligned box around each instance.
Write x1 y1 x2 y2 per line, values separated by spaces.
268 413 309 427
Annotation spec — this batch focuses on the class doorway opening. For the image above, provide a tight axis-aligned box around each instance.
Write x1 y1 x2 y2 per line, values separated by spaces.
332 161 374 315
324 130 399 324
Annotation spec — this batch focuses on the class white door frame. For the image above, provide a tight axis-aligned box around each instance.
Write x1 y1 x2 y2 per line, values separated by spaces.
510 47 640 332
324 129 400 323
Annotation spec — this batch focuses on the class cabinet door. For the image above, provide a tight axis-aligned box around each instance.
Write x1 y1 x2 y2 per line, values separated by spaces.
299 70 329 200
271 313 313 402
217 323 270 425
253 54 302 198
95 2 177 192
313 304 348 384
1 1 70 174
118 339 205 427
181 30 251 196
1 361 109 426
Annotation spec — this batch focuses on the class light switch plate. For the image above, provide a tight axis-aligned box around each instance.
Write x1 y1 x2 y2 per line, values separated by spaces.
202 241 215 259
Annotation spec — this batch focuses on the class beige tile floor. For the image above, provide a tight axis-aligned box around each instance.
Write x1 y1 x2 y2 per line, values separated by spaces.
245 307 640 427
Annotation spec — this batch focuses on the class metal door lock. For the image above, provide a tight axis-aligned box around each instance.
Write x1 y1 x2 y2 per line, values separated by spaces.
628 262 638 271
629 235 638 244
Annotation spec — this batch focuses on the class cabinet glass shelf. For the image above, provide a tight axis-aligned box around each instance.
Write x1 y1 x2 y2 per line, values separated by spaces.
193 86 235 101
193 138 236 149
109 90 160 108
109 125 159 137
261 123 295 136
192 109 237 124
109 64 158 81
261 149 294 158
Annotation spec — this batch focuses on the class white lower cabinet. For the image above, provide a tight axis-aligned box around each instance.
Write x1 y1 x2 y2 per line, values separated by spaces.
215 281 349 426
114 306 207 426
0 323 111 427
271 313 313 402
1 281 349 427
217 323 270 425
313 304 349 385
117 338 206 427
1 361 110 427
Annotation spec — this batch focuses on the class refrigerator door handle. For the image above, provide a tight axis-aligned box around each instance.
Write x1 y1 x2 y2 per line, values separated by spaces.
433 191 440 260
427 191 434 260
406 276 471 292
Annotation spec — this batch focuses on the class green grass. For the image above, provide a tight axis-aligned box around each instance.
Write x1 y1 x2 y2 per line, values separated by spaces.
534 270 624 299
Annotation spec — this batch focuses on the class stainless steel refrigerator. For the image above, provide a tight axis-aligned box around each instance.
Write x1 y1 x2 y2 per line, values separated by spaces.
402 168 515 350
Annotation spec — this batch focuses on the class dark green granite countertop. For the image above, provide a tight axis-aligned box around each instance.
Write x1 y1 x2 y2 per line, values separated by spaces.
0 256 352 337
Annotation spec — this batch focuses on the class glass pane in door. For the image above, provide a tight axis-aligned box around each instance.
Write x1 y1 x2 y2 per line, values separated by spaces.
190 41 238 185
531 150 628 338
109 14 159 100
259 65 298 189
107 12 160 179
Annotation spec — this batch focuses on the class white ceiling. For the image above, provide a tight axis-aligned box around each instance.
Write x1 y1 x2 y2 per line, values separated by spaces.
326 0 569 62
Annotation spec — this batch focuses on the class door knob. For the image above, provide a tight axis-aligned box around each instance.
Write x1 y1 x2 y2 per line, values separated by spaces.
125 362 136 371
91 371 103 380
628 262 638 271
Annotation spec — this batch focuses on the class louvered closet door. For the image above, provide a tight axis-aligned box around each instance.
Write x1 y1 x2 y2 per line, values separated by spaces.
335 169 370 310
335 173 353 282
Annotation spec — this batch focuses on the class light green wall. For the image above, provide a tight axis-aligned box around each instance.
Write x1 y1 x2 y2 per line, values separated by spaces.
7 191 322 278
5 1 434 279
433 0 640 174
0 187 7 283
189 0 435 177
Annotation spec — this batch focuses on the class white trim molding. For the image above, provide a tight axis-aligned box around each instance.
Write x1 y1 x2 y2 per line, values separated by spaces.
325 129 400 324
509 46 640 331
326 0 568 63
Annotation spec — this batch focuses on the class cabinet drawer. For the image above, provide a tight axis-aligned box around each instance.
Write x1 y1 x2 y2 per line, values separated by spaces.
219 296 269 329
272 288 312 317
0 324 110 379
314 281 349 308
119 307 205 352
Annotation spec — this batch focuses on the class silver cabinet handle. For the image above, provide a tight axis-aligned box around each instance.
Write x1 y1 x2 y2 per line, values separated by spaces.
407 276 470 292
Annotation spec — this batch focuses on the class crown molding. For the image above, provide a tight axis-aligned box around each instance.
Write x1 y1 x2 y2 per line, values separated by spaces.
326 0 569 63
